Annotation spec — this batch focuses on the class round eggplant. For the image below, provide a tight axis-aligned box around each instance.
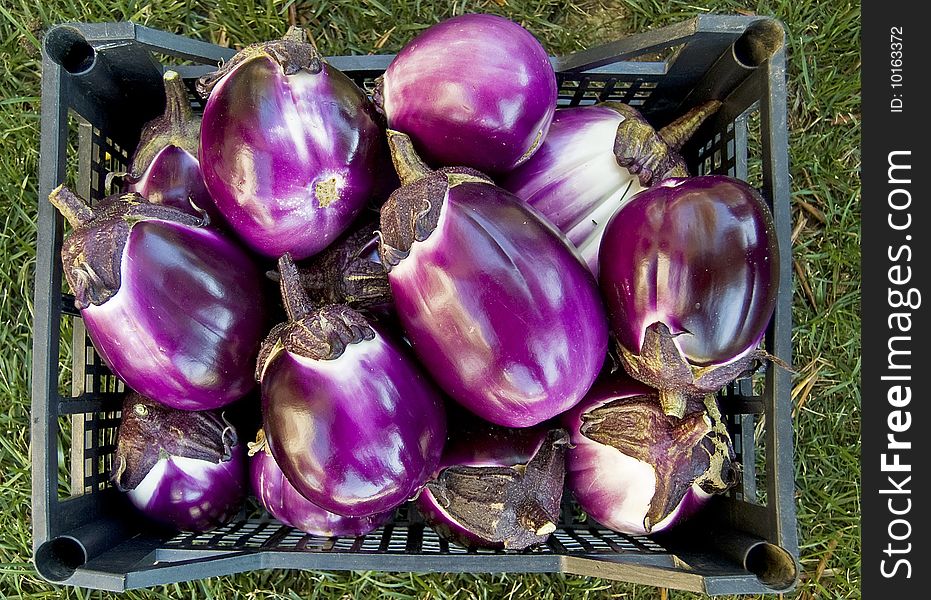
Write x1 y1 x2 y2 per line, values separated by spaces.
562 375 737 535
123 70 222 224
376 14 557 174
258 254 446 517
112 393 246 532
598 176 780 417
502 101 719 277
198 28 393 259
48 186 267 411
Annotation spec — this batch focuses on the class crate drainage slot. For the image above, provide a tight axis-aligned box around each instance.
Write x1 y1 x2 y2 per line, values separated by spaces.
744 541 798 591
45 26 97 75
34 536 87 582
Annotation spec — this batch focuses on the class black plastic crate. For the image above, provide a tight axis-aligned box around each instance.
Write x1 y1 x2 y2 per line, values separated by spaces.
32 16 797 594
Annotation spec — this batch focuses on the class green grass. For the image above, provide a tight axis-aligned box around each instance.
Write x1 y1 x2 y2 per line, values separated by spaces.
0 0 860 598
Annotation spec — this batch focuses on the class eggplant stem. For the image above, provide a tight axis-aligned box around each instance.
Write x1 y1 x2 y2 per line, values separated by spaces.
658 100 722 151
162 70 194 127
282 26 309 44
535 522 557 536
104 171 126 193
49 185 94 227
188 196 212 228
268 28 322 76
658 388 688 419
286 26 322 57
515 498 557 539
278 253 313 321
197 28 321 96
386 130 433 185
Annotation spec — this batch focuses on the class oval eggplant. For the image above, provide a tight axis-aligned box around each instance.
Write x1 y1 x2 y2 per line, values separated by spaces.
378 132 608 428
562 375 736 535
48 186 268 411
376 14 557 174
417 419 569 550
124 70 222 224
249 429 393 536
502 101 719 277
112 392 246 532
599 176 780 417
258 254 446 517
198 28 393 259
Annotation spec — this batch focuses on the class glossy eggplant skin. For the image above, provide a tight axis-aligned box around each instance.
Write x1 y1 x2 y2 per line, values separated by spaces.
436 414 550 469
200 43 391 260
502 105 642 275
599 176 779 367
125 145 218 222
386 178 608 428
250 437 393 536
261 317 447 518
128 449 247 532
81 220 267 410
379 14 557 174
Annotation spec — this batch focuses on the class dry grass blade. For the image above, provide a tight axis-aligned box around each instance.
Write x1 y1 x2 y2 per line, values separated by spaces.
791 359 821 417
794 258 819 310
791 214 808 244
797 199 827 225
799 535 841 600
374 27 396 50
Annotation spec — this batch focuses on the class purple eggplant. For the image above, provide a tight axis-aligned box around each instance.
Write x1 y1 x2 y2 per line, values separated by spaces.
197 28 393 260
417 420 568 550
49 186 267 411
249 429 393 536
378 132 608 428
562 375 737 535
375 14 557 174
123 70 222 225
258 254 446 518
112 392 246 532
599 176 780 417
502 101 719 277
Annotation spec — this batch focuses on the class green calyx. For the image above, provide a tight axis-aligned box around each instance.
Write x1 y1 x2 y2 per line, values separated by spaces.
196 27 323 97
128 71 201 179
48 185 202 309
580 393 737 532
255 254 376 382
606 100 721 187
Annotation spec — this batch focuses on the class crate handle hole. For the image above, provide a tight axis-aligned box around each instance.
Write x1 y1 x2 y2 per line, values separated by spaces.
45 27 96 75
732 19 783 69
744 541 798 591
34 536 87 582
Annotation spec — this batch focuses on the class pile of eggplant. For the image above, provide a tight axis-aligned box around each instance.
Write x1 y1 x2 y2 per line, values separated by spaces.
51 13 780 549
